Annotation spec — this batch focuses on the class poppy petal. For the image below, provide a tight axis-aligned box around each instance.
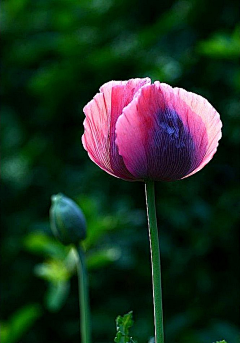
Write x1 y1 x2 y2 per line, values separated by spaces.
169 85 222 178
82 78 151 180
116 82 221 181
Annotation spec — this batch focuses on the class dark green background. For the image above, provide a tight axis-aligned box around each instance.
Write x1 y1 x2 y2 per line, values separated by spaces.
1 0 240 342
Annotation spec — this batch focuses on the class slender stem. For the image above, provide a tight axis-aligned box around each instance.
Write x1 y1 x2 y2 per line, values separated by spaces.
75 245 91 343
145 181 164 343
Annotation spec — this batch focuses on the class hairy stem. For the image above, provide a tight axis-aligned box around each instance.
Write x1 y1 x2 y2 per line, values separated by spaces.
145 180 164 343
75 245 91 343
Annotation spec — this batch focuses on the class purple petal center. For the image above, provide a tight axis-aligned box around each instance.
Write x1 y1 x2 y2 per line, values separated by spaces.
143 108 207 181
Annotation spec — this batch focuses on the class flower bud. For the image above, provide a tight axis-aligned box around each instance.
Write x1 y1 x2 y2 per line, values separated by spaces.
50 193 86 245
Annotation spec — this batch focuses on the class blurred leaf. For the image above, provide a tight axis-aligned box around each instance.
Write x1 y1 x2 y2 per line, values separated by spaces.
0 304 42 343
114 311 136 343
87 247 121 270
33 247 77 282
198 28 240 59
34 259 70 282
24 232 69 259
78 196 123 249
45 280 70 312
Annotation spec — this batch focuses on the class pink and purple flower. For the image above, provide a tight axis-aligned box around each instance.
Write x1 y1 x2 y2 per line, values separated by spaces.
82 78 222 182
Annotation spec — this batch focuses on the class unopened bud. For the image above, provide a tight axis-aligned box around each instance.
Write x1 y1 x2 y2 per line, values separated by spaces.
50 193 86 245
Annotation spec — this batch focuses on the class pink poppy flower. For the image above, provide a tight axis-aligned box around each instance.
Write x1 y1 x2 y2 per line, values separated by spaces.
82 78 222 182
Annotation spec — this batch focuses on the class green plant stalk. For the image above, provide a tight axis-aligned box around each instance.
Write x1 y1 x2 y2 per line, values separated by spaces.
75 245 91 343
145 180 164 343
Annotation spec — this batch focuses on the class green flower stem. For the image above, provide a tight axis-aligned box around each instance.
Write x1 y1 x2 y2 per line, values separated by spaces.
75 245 91 343
145 181 164 343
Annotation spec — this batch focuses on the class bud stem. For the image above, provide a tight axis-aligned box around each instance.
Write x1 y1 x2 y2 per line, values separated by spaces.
75 245 91 343
145 181 164 343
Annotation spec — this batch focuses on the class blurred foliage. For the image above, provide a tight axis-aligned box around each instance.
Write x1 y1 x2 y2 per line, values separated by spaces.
197 26 240 59
1 0 240 342
0 304 42 343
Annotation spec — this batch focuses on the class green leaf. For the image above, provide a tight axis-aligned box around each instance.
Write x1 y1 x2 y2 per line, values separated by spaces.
24 232 68 259
87 247 121 270
0 304 42 343
45 280 70 312
77 195 123 249
34 259 70 282
197 28 240 59
114 311 136 343
214 341 227 343
33 247 76 283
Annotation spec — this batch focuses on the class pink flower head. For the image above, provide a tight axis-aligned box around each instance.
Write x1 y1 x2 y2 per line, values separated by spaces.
82 78 222 182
